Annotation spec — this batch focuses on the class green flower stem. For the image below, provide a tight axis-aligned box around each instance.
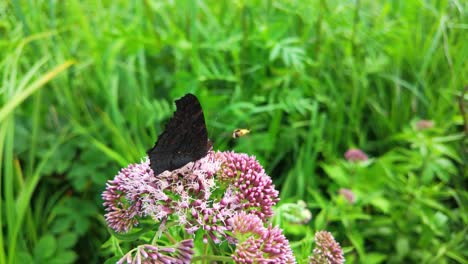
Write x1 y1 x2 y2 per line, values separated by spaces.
192 255 233 263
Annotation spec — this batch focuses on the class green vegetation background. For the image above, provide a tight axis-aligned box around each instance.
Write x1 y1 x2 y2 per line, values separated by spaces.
1 0 466 263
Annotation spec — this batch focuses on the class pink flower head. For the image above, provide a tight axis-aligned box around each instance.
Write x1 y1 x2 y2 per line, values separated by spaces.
339 188 356 204
102 160 151 232
230 211 265 236
416 120 434 130
117 239 194 264
217 152 279 221
102 150 281 245
344 148 368 162
103 153 224 236
230 212 296 264
309 231 344 264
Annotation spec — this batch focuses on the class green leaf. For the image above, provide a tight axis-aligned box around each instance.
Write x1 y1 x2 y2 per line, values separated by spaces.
74 216 90 235
48 250 77 264
57 233 78 250
314 210 327 230
370 196 391 214
395 236 409 258
17 251 34 263
50 217 73 233
34 235 57 260
0 60 76 123
104 256 122 264
363 253 387 264
321 163 349 186
346 230 365 259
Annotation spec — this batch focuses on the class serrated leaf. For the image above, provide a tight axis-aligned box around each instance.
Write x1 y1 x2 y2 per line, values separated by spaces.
34 235 57 260
17 251 34 263
74 216 90 235
57 233 78 250
269 43 281 61
50 217 73 233
48 250 77 264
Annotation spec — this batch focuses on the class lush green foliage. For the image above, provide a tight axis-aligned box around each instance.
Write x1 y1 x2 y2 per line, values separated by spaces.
1 0 466 263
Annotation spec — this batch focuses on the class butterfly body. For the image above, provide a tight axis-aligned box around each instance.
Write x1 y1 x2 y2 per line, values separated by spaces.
147 93 208 175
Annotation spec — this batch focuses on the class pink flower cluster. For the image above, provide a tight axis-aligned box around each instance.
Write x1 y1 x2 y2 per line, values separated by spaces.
309 231 344 264
217 152 279 221
230 212 296 263
117 239 194 264
102 161 148 232
103 150 345 263
102 151 279 244
344 148 368 162
339 188 356 204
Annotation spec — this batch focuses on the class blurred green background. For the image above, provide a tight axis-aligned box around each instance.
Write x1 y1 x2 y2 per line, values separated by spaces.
1 0 467 263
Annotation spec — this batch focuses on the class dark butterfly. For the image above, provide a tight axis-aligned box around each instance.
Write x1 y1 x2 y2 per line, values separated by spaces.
147 93 209 175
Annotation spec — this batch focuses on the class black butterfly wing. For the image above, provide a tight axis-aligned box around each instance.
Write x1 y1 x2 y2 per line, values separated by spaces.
147 93 208 175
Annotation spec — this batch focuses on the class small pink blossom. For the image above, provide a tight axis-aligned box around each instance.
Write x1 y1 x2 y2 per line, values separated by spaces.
416 120 434 130
339 188 356 204
309 231 344 264
230 212 296 263
344 148 368 162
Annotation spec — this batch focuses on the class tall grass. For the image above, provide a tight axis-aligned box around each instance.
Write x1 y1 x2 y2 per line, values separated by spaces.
1 0 466 263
